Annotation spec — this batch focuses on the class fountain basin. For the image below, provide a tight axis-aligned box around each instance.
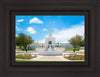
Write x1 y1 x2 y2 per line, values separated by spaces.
36 47 65 55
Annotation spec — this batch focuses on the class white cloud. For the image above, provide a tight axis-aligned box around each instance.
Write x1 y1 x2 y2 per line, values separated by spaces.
39 24 84 43
17 29 20 31
39 39 45 43
16 26 23 31
43 28 48 31
17 19 24 22
26 27 36 34
29 17 43 24
53 25 84 43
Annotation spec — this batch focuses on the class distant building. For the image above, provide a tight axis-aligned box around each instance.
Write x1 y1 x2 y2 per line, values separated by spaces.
29 43 73 49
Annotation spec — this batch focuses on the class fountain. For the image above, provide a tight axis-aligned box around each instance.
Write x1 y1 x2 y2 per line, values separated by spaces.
48 46 52 52
36 21 65 55
36 47 65 55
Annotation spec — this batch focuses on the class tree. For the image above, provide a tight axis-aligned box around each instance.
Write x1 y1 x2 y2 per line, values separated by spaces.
80 39 85 47
68 35 82 52
16 33 33 52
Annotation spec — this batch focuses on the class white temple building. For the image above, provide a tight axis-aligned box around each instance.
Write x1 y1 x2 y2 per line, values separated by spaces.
35 21 65 55
45 21 55 48
30 21 73 55
29 21 73 50
29 21 73 53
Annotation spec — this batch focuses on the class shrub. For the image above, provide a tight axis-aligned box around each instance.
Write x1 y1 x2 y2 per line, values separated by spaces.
16 54 35 59
19 46 25 50
72 47 81 51
76 48 79 51
19 46 35 51
65 55 84 60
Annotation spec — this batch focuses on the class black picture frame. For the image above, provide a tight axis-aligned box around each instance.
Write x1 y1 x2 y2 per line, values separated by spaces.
11 11 88 66
0 0 99 77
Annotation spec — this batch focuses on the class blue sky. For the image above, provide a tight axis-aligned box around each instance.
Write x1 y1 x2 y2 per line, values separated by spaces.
16 15 85 43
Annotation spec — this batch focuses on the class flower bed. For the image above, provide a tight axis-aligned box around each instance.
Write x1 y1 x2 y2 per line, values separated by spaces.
64 55 85 60
16 54 35 59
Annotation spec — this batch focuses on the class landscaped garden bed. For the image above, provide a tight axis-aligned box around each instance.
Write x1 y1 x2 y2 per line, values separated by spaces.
16 54 35 59
64 55 85 60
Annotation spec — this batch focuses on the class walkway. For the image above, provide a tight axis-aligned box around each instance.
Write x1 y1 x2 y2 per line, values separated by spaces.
30 55 69 61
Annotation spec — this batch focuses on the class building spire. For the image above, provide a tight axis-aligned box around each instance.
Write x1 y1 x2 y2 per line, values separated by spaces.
49 20 52 36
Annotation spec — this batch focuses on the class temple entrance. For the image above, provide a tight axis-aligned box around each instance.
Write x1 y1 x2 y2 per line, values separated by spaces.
48 41 52 48
49 41 52 44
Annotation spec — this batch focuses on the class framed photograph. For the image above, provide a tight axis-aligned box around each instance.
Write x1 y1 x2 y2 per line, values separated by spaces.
0 0 99 77
11 11 88 66
15 14 85 62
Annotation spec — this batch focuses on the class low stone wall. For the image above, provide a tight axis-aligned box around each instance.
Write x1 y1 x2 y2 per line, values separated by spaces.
36 48 46 51
36 47 65 52
54 47 65 51
63 53 77 57
38 52 62 55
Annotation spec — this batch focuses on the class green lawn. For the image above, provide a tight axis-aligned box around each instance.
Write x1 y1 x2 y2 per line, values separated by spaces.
65 48 74 51
16 59 85 62
65 47 84 51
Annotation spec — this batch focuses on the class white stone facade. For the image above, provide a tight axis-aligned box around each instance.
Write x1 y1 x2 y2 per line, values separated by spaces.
45 36 55 47
44 21 56 47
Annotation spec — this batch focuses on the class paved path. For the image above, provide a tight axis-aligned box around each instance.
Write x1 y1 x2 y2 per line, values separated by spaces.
30 55 69 61
16 50 84 61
